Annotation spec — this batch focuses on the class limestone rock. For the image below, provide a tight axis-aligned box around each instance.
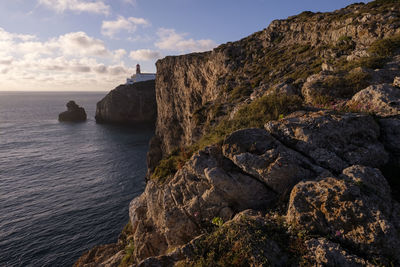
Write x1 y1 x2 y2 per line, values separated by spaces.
305 238 373 267
73 244 123 267
95 80 156 125
287 165 400 262
129 145 277 262
301 73 341 103
394 76 400 88
265 110 388 173
222 128 323 194
58 100 87 122
347 84 400 117
268 82 297 96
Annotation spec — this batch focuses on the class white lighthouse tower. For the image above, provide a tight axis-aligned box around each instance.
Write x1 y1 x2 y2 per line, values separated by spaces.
126 64 156 85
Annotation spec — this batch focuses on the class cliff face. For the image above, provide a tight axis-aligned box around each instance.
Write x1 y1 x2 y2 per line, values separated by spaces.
76 1 400 266
154 1 400 159
95 80 156 125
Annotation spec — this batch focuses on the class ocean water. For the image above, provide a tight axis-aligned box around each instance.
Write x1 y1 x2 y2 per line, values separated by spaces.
0 92 153 266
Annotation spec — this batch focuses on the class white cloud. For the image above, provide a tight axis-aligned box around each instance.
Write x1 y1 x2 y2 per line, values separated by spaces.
0 27 133 91
155 28 217 52
101 16 149 38
122 0 137 6
56 32 110 56
38 0 110 15
129 49 162 61
0 28 36 42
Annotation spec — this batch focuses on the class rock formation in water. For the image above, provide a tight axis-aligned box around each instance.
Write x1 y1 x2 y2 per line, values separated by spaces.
58 101 87 122
95 80 156 126
76 0 400 266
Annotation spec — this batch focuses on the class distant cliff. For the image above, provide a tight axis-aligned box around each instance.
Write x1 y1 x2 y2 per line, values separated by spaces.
95 80 156 125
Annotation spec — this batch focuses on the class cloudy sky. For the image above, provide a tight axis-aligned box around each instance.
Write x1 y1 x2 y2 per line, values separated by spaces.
0 0 367 91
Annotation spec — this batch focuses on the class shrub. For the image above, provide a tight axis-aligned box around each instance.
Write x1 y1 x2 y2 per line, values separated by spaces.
183 215 309 266
119 241 135 267
368 34 400 57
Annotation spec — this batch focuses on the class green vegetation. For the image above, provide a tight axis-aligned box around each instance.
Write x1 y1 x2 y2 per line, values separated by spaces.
151 93 303 182
182 215 309 266
119 222 135 267
151 147 195 183
197 93 301 148
368 34 400 57
211 217 224 227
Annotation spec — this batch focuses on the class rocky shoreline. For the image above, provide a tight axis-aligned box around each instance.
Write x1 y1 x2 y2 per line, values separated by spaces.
76 1 400 266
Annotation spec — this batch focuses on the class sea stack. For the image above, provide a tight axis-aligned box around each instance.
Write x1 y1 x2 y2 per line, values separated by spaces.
58 101 87 122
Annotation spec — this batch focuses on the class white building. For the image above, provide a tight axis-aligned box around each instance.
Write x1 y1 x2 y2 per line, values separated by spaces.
126 64 156 85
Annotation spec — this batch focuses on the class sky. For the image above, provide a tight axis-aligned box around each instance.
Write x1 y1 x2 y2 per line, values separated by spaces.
0 0 369 91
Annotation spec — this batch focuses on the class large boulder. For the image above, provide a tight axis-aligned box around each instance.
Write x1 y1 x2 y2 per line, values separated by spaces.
58 101 87 122
265 110 388 173
95 80 156 125
347 84 400 117
287 165 400 263
222 128 323 194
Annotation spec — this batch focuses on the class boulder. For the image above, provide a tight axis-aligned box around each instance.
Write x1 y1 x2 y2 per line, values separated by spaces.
222 128 323 194
129 145 277 262
305 238 373 267
287 165 400 262
347 84 400 117
265 110 388 173
58 101 87 122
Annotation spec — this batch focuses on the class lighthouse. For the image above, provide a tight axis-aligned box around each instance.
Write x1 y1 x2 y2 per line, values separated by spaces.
126 64 156 85
136 64 141 74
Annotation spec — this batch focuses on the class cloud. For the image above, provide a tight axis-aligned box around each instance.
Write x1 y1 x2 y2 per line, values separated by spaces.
56 31 110 56
38 0 110 15
102 16 149 38
0 28 36 42
155 28 217 52
0 27 134 91
129 49 162 61
122 0 137 6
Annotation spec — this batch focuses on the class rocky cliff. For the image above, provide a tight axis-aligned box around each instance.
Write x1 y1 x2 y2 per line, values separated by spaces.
76 1 400 266
95 80 156 125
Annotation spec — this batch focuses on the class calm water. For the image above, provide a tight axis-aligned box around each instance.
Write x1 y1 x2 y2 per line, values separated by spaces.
0 92 153 266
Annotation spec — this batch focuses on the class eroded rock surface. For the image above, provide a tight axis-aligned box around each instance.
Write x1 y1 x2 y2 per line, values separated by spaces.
287 165 400 262
129 145 277 262
305 238 373 267
222 128 323 194
265 110 388 173
347 84 400 117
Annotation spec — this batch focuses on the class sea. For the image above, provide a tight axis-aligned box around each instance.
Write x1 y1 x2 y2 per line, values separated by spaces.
0 91 153 267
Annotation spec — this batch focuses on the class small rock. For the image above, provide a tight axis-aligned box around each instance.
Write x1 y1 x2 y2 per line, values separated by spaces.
321 62 334 72
394 76 400 88
58 101 87 122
